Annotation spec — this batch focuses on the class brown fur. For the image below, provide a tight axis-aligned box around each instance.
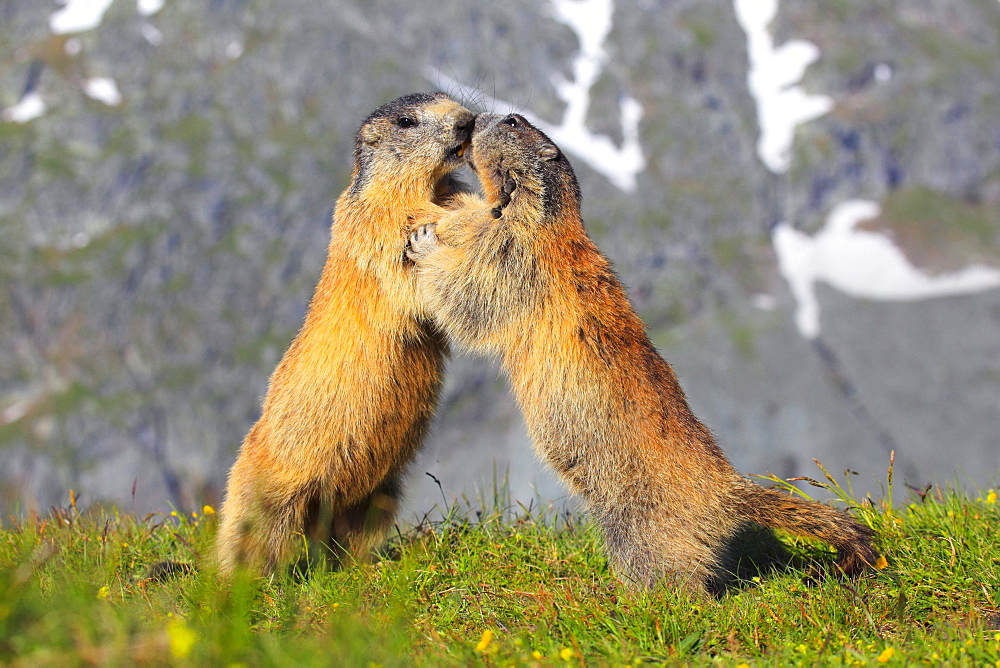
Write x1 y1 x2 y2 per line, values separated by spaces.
405 113 879 596
215 93 474 576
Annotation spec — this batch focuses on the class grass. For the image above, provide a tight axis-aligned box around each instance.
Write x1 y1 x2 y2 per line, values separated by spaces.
1 463 999 666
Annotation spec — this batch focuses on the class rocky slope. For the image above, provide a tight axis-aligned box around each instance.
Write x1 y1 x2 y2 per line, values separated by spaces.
1 0 998 517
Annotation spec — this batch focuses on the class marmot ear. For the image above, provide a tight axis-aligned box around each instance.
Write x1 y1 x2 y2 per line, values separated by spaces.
361 125 381 146
538 144 559 161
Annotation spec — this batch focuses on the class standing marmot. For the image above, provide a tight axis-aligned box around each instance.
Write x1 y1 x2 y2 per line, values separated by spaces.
404 113 878 596
215 93 474 576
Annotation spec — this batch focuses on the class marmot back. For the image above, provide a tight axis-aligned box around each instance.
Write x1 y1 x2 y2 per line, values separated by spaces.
215 93 474 576
406 113 878 596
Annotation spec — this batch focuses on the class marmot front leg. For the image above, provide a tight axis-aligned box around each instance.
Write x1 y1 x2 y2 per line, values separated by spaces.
406 223 440 262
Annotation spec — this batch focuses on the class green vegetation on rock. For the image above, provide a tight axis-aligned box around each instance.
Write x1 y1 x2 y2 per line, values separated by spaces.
868 186 1000 274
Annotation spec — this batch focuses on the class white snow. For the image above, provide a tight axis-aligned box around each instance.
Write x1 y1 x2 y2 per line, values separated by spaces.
733 0 833 173
225 41 244 59
428 0 645 192
136 0 164 16
1 92 47 123
733 0 1000 339
541 0 646 191
84 77 122 106
49 0 116 35
773 200 1000 339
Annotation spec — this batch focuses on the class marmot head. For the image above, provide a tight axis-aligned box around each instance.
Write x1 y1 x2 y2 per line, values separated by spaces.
350 92 474 196
468 113 581 221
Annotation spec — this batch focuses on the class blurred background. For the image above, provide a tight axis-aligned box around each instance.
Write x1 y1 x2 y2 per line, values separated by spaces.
1 0 998 520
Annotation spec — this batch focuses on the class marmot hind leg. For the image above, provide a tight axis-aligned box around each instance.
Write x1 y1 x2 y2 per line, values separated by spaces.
599 515 720 597
310 473 404 565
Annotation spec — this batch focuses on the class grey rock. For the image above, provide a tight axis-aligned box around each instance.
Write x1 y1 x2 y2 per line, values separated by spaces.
0 0 997 520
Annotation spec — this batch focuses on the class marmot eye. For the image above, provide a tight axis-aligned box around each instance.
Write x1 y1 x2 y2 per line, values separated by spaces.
502 116 518 128
397 116 417 128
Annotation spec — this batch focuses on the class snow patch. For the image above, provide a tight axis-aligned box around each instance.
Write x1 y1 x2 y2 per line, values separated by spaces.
731 0 997 339
429 0 645 192
773 200 1000 339
733 0 833 173
225 41 244 59
1 92 46 123
84 77 122 106
50 0 116 35
541 0 645 191
136 0 164 16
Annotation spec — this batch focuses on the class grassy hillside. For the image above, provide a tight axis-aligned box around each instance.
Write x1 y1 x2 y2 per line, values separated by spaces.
1 465 998 666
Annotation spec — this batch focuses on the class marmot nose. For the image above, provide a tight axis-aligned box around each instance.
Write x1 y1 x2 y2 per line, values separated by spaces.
473 113 501 134
454 113 474 141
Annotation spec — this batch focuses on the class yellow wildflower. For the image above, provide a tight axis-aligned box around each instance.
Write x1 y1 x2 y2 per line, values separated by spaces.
875 555 888 570
96 585 110 600
876 646 894 663
203 505 216 515
986 490 997 504
532 650 543 659
475 629 493 652
560 647 575 661
167 618 197 659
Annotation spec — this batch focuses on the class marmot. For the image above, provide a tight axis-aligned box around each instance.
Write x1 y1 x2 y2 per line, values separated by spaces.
404 113 878 596
215 93 474 576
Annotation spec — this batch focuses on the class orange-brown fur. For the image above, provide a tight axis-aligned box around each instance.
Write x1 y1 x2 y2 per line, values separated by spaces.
406 113 878 596
215 93 474 576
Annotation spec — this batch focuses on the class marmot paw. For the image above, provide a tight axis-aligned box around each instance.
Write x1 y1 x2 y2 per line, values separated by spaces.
406 224 439 261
